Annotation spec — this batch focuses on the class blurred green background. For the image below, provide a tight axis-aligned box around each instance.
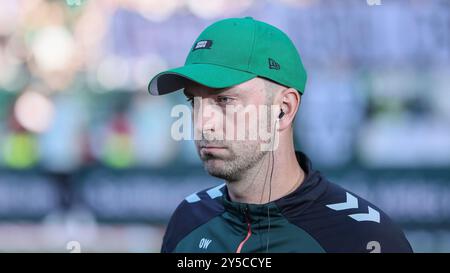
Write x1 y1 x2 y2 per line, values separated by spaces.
0 0 449 252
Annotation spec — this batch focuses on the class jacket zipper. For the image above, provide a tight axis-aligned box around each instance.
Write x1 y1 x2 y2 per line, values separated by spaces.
235 207 252 253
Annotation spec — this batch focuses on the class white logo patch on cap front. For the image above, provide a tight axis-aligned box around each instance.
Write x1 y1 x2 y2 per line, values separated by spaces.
193 40 213 51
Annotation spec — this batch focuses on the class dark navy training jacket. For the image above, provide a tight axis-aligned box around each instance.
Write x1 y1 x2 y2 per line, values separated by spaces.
161 152 413 253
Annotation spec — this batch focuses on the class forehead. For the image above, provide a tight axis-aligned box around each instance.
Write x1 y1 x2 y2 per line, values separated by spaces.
183 78 266 98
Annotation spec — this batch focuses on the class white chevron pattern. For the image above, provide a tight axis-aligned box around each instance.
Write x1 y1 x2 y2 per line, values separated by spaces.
326 192 358 211
326 192 380 223
349 206 380 223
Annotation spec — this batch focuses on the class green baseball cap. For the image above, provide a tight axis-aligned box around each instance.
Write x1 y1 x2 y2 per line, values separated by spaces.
148 17 307 95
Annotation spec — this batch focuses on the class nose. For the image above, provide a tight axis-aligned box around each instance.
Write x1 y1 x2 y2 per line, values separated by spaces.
193 97 222 137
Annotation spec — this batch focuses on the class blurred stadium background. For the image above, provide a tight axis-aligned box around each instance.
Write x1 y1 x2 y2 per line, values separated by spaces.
0 0 449 252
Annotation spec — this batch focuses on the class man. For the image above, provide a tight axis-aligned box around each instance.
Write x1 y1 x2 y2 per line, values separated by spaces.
148 17 412 253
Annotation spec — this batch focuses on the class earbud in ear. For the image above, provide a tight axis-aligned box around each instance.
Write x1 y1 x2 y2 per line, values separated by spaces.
278 109 285 119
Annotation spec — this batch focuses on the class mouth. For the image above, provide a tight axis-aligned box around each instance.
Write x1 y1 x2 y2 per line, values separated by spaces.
200 145 227 153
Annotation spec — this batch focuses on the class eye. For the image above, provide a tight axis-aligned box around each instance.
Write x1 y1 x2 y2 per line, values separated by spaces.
217 96 234 105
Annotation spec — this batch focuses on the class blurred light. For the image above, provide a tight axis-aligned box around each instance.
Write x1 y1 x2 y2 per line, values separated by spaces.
128 0 182 22
186 0 253 19
102 134 134 168
0 47 24 92
31 26 75 72
358 119 450 167
129 95 178 167
39 96 86 172
1 34 31 91
96 55 131 91
3 133 38 169
100 112 134 169
431 68 450 120
0 0 19 36
43 207 98 247
66 0 84 7
277 0 318 8
132 54 168 90
371 68 419 99
14 91 55 134
0 62 20 89
73 1 108 54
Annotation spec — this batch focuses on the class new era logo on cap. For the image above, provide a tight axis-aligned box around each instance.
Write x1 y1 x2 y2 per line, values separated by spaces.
268 58 280 70
193 40 213 51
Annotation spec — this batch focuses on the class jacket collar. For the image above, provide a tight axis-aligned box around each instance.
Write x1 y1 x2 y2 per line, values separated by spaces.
221 151 326 221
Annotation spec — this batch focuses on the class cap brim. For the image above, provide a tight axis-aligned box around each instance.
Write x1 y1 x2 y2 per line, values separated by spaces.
148 63 257 95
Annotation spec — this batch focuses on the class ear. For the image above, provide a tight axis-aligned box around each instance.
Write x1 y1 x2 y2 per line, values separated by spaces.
277 88 300 131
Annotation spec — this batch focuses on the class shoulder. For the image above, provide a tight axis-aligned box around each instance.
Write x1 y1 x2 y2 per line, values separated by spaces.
283 177 413 253
160 183 225 253
320 182 412 252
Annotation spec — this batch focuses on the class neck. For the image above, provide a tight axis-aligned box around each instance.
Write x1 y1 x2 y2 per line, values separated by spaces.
226 135 305 204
